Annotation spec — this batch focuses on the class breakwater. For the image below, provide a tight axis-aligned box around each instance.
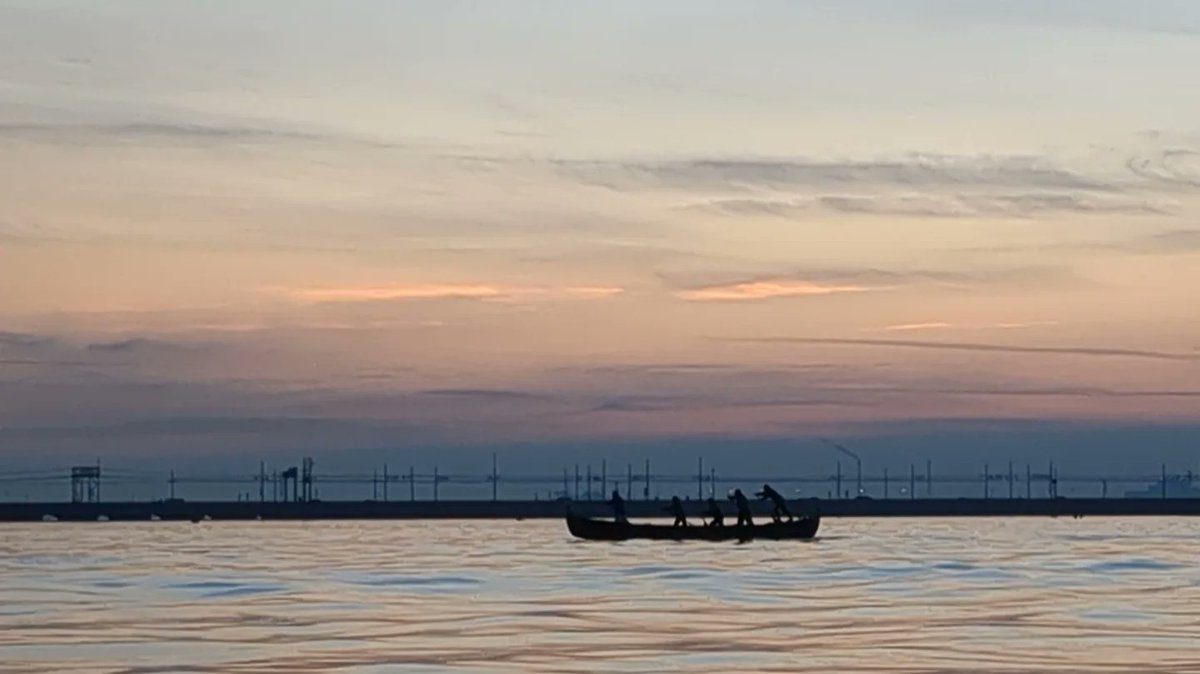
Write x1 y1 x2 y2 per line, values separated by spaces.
5 497 1200 522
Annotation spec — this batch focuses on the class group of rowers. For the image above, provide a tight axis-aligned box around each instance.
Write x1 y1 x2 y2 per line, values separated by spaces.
607 484 794 527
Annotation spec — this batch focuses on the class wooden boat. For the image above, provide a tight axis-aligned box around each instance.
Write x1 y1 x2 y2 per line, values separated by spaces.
566 512 819 542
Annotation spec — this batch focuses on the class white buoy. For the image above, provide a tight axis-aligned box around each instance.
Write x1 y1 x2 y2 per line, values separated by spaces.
97 515 109 522
150 514 161 521
202 514 212 521
42 514 58 522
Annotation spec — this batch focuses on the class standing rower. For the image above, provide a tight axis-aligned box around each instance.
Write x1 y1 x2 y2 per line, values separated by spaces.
608 488 628 524
730 489 753 527
756 483 793 522
703 496 724 527
666 495 688 527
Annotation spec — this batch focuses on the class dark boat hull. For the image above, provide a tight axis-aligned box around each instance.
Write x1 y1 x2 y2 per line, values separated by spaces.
566 513 819 541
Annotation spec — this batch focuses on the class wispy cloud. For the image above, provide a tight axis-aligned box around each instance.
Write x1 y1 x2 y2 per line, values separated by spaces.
1126 149 1200 188
263 284 623 304
419 388 547 400
86 337 210 354
695 192 1169 219
662 265 1072 297
0 331 56 349
555 154 1111 192
730 337 1197 362
676 279 884 302
0 121 393 149
877 322 954 332
870 321 1059 333
970 229 1200 256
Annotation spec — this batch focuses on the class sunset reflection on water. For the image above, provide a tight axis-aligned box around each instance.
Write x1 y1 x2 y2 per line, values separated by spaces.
2 518 1198 672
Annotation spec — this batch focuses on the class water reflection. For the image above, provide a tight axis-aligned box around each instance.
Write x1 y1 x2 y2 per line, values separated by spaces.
1 518 1199 672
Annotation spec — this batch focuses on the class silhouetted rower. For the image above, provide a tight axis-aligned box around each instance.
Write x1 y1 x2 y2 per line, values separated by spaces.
730 488 753 527
703 496 724 527
756 483 793 522
666 495 688 527
608 489 628 524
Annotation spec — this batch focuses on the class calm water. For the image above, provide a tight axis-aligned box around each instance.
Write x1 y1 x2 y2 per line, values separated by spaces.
2 518 1199 673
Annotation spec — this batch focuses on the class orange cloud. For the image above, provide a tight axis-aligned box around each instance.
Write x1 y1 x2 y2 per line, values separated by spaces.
870 320 1060 332
677 280 881 302
879 322 953 332
561 286 625 298
265 284 622 304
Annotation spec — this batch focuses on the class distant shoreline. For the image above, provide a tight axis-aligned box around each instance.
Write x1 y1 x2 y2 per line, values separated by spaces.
5 498 1200 523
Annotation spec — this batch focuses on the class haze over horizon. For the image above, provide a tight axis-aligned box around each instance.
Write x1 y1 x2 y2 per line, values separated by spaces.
2 1 1199 478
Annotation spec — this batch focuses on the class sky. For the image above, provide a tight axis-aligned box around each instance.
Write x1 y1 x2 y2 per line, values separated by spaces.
2 1 1199 487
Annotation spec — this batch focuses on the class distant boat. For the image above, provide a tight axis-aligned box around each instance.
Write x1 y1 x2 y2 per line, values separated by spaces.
566 512 819 542
42 514 58 522
150 514 161 521
96 515 109 522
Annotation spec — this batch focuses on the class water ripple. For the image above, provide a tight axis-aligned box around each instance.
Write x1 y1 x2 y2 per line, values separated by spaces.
0 518 1198 672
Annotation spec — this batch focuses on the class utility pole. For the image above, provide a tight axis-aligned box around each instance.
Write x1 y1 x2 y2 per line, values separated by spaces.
710 467 716 497
492 453 498 502
909 464 915 500
927 459 933 497
821 439 861 497
883 468 889 499
562 468 568 499
409 466 415 502
601 459 606 499
383 464 388 502
697 457 703 500
433 465 439 502
259 461 266 503
984 463 989 499
1008 461 1014 499
574 464 580 501
586 465 592 501
1026 464 1032 499
836 461 842 499
1162 463 1168 499
644 459 650 500
627 463 633 500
